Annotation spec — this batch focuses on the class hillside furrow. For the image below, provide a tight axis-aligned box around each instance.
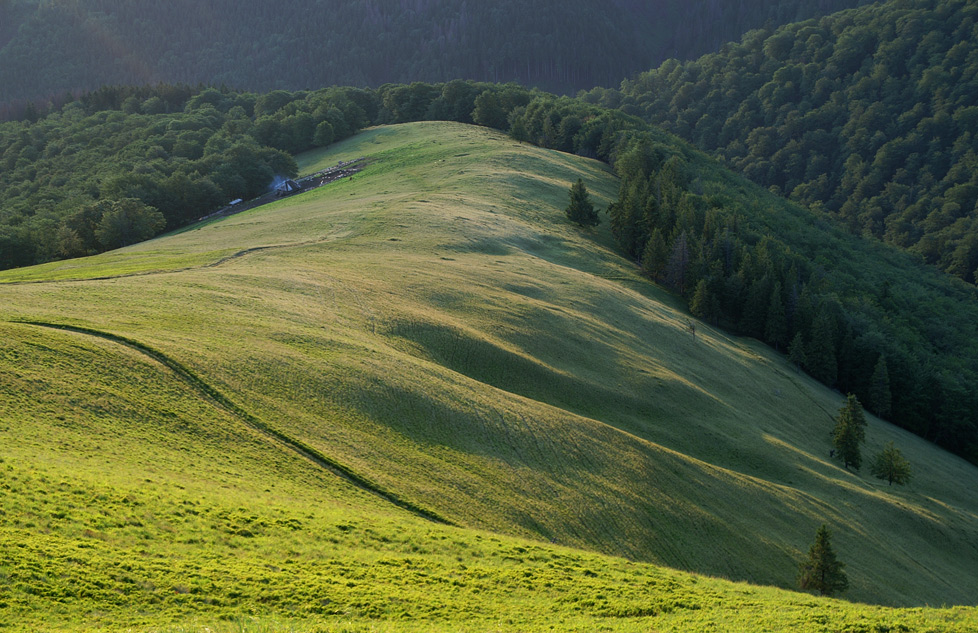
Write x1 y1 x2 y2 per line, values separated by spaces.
15 319 456 526
0 238 331 286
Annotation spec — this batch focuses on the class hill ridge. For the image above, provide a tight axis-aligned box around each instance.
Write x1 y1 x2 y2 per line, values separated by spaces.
1 122 977 624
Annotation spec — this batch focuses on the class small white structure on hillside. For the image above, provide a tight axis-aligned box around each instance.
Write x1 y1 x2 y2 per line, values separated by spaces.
274 179 303 196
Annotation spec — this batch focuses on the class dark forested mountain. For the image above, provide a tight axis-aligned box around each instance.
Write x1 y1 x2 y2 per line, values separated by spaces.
0 0 868 109
588 0 978 284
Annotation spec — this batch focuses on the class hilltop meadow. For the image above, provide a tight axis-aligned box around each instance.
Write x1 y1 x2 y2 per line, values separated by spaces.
2 122 977 631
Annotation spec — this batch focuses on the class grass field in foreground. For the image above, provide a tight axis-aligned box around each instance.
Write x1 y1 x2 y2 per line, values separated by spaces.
1 122 977 630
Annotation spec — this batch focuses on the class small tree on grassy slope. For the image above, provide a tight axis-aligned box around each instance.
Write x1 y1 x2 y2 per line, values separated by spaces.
833 394 867 471
870 442 912 486
799 524 849 596
565 178 599 227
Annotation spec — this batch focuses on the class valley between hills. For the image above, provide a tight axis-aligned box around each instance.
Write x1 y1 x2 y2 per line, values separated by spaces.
1 121 977 632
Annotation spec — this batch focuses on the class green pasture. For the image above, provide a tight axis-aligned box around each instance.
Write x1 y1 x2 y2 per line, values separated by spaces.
1 122 977 630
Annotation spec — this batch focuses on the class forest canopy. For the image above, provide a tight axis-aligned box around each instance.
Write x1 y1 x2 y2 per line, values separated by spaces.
585 0 978 284
0 0 869 109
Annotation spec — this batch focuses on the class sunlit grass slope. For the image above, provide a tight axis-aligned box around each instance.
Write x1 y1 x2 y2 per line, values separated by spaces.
1 122 977 630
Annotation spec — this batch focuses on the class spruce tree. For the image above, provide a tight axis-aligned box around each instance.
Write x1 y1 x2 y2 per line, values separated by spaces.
869 356 892 418
787 332 807 370
808 310 837 387
765 281 788 350
870 442 911 486
666 231 692 295
798 524 849 596
565 178 599 227
642 228 669 280
690 279 719 323
833 394 867 471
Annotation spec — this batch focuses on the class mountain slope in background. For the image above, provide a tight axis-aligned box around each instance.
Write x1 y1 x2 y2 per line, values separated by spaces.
594 0 978 283
3 124 977 625
0 0 870 109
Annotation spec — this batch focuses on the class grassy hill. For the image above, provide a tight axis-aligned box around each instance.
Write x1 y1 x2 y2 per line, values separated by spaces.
1 121 977 631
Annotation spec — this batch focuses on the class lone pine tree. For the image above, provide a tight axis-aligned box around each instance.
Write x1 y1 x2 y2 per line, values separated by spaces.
833 394 867 470
565 178 599 227
798 524 849 596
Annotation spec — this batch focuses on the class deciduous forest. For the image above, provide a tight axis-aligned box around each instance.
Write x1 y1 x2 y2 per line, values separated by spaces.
585 0 978 284
0 0 867 108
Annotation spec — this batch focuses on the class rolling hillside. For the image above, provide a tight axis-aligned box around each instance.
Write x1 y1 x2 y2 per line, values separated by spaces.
2 122 977 630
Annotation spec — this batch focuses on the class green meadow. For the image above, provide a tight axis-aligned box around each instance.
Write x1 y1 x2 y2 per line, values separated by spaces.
1 121 977 631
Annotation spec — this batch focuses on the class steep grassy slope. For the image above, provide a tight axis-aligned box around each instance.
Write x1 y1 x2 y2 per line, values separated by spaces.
1 123 977 629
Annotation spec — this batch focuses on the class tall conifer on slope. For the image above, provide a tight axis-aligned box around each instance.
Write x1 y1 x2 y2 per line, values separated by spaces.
869 356 892 418
833 394 867 471
799 524 849 596
565 178 599 227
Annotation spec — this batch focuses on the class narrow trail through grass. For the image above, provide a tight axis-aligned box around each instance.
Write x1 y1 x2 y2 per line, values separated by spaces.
0 238 330 285
15 319 454 526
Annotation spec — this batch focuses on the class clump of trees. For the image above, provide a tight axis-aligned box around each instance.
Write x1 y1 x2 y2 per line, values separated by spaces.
798 524 849 597
830 395 912 486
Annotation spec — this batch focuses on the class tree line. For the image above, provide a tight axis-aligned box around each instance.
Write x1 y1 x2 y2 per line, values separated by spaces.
493 89 978 465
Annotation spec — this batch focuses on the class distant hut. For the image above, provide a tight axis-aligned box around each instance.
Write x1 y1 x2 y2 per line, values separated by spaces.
274 179 303 197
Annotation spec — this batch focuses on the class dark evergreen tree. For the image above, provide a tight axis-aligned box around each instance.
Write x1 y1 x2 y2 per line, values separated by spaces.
869 356 892 419
690 278 720 324
833 394 867 471
739 275 771 339
798 524 849 597
565 178 599 227
765 281 788 350
642 228 669 280
666 231 692 295
787 332 807 371
870 442 912 486
808 310 838 387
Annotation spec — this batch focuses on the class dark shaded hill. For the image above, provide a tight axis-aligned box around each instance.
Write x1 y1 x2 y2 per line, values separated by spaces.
0 0 868 109
589 0 978 284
